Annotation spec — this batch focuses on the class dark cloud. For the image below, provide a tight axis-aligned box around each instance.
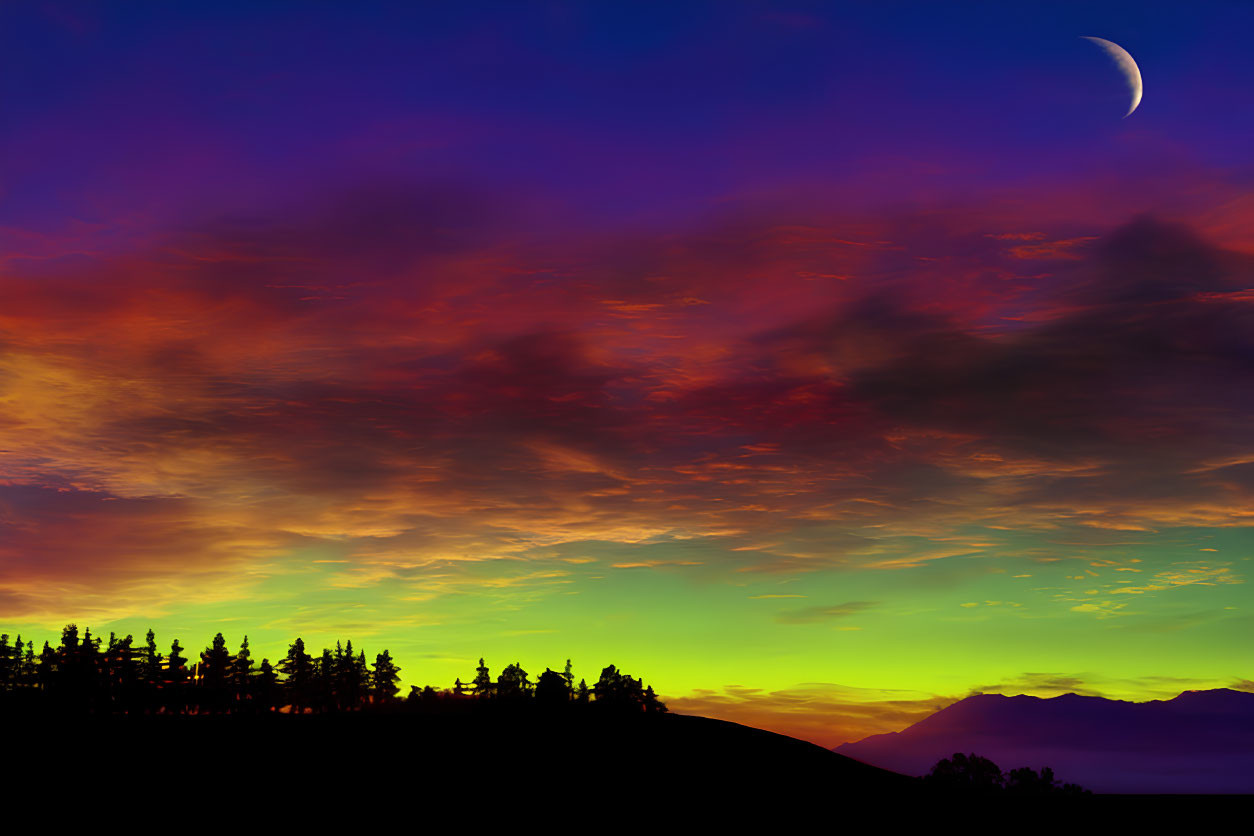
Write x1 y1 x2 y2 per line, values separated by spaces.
789 216 1254 478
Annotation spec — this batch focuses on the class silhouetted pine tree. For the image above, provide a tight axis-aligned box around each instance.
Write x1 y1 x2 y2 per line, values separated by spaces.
356 651 368 702
472 658 493 699
201 634 231 683
332 641 366 710
200 633 232 712
143 630 162 680
592 664 620 703
106 633 138 711
20 640 35 687
36 642 55 691
166 639 188 714
105 632 120 692
141 630 162 713
168 640 188 681
255 658 278 712
233 636 253 707
80 628 102 709
370 650 400 702
0 634 12 687
316 647 336 713
278 638 314 713
13 636 25 688
60 624 80 654
57 623 81 698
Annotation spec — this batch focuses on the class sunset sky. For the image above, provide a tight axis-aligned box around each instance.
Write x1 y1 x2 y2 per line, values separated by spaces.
3 1 1254 746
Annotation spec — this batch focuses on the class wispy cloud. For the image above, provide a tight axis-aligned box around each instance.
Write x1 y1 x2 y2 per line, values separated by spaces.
774 601 878 624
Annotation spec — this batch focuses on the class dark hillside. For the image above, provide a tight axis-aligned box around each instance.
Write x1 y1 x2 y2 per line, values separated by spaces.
4 709 917 821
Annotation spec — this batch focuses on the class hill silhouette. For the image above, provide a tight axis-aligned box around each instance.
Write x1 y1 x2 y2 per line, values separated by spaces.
836 688 1254 794
7 710 917 820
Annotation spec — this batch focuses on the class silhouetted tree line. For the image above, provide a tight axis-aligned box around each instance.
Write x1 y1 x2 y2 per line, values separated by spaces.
926 753 1090 796
0 626 665 716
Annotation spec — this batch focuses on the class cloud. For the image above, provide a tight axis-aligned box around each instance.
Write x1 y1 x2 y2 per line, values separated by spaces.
774 601 877 624
5 188 1254 619
1109 564 1242 595
0 484 297 624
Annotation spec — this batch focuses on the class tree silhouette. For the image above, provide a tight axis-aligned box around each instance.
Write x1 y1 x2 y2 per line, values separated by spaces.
37 641 55 690
926 754 1088 795
143 630 163 682
278 638 314 713
105 632 138 710
370 650 400 702
200 633 232 712
472 658 493 699
1005 765 1091 795
496 663 532 701
337 641 367 710
168 640 188 681
926 753 1004 793
536 668 569 706
317 647 336 713
79 628 102 709
590 664 663 712
0 623 670 721
165 639 189 714
255 658 279 712
61 624 80 654
20 640 34 686
0 635 12 687
233 636 254 708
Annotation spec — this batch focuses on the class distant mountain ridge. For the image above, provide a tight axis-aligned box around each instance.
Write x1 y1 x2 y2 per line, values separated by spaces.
835 688 1254 794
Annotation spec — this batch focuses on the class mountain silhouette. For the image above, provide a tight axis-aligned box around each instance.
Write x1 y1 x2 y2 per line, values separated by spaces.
836 688 1254 794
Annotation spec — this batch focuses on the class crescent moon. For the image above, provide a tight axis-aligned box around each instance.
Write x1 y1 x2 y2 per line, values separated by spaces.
1081 36 1143 118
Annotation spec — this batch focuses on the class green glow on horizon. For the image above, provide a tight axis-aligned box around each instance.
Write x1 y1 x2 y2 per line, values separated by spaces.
8 524 1250 738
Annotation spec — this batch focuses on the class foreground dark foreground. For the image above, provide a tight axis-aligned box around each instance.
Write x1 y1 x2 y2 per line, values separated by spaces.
9 709 911 800
5 710 1246 825
2 628 1246 820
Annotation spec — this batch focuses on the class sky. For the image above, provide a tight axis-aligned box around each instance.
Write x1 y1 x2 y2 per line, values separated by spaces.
3 0 1254 746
